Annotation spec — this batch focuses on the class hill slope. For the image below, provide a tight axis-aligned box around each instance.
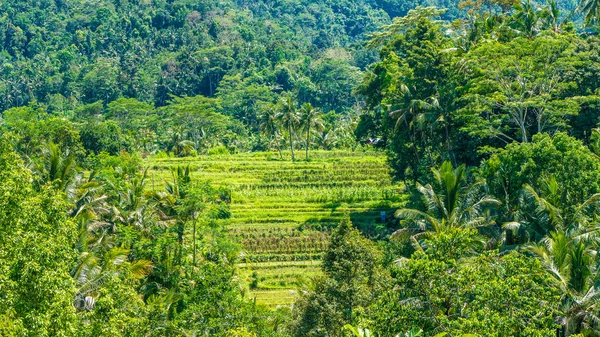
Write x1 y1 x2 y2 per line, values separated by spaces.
146 150 405 306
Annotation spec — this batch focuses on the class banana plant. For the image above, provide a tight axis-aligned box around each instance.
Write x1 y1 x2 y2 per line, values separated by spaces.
343 324 374 337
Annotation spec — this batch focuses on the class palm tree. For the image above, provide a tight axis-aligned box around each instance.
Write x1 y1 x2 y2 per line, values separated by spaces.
394 161 499 244
108 169 154 237
579 0 600 26
515 177 600 335
540 0 564 33
388 86 441 133
73 247 152 312
316 127 338 150
259 104 283 159
507 176 600 244
166 129 195 157
67 170 153 313
299 103 324 160
279 94 300 160
150 166 209 267
511 0 543 38
34 141 76 191
527 231 600 336
589 128 600 158
388 84 446 171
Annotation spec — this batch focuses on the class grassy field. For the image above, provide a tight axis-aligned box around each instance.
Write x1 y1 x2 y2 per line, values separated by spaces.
146 150 404 307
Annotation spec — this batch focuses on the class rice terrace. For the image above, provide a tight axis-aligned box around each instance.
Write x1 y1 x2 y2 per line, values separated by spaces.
147 150 405 307
6 0 600 335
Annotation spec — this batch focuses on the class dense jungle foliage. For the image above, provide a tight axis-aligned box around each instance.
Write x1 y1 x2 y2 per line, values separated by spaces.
3 0 600 336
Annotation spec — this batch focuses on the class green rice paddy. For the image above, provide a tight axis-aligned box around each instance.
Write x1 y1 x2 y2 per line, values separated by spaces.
146 150 404 307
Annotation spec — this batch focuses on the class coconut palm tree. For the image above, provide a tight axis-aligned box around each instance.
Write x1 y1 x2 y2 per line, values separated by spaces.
166 129 195 157
511 0 544 38
527 231 600 336
279 94 300 160
394 161 500 244
33 141 76 190
299 103 324 160
67 170 153 312
589 128 600 158
73 247 152 312
579 0 600 26
259 104 283 159
150 166 210 267
108 169 154 237
387 83 446 170
516 177 600 335
541 0 564 33
507 176 600 244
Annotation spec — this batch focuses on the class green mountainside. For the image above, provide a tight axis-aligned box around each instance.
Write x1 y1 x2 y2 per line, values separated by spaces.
0 0 579 115
3 0 600 336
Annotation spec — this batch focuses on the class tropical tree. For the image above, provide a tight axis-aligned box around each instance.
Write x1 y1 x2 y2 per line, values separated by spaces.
150 166 194 267
373 229 560 336
259 104 283 159
73 247 152 313
387 83 445 171
290 218 386 337
106 169 155 237
458 37 580 145
0 137 79 336
507 177 600 244
540 0 564 33
579 0 600 26
511 0 544 38
366 6 447 48
359 13 454 179
33 141 77 191
279 94 300 160
299 103 324 160
481 133 600 231
394 161 499 245
163 95 229 152
165 129 196 157
590 127 600 158
527 231 600 336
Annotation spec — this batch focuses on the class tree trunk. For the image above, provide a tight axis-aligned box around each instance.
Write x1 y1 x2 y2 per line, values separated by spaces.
274 135 283 159
506 228 513 246
517 108 528 143
305 125 310 161
518 119 528 143
288 124 295 160
277 142 283 160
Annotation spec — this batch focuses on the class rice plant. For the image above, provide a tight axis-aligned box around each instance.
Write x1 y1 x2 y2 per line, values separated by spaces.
145 150 405 307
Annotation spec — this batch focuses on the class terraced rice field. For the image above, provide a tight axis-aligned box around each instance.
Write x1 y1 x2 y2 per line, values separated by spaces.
146 150 404 307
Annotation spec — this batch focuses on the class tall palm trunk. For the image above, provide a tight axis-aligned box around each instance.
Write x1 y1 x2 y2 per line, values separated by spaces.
288 123 295 160
305 125 310 161
276 138 283 160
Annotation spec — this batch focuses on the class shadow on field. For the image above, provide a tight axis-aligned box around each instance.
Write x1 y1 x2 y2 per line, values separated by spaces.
349 208 397 239
300 205 398 240
322 201 342 211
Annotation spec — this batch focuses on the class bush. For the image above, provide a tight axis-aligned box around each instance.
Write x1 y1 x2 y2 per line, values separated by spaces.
480 132 600 212
208 145 231 156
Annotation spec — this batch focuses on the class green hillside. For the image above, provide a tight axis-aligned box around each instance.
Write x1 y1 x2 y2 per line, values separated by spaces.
146 150 405 306
0 0 580 116
3 0 600 335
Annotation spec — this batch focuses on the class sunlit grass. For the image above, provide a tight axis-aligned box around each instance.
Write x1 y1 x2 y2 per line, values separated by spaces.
145 150 404 307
